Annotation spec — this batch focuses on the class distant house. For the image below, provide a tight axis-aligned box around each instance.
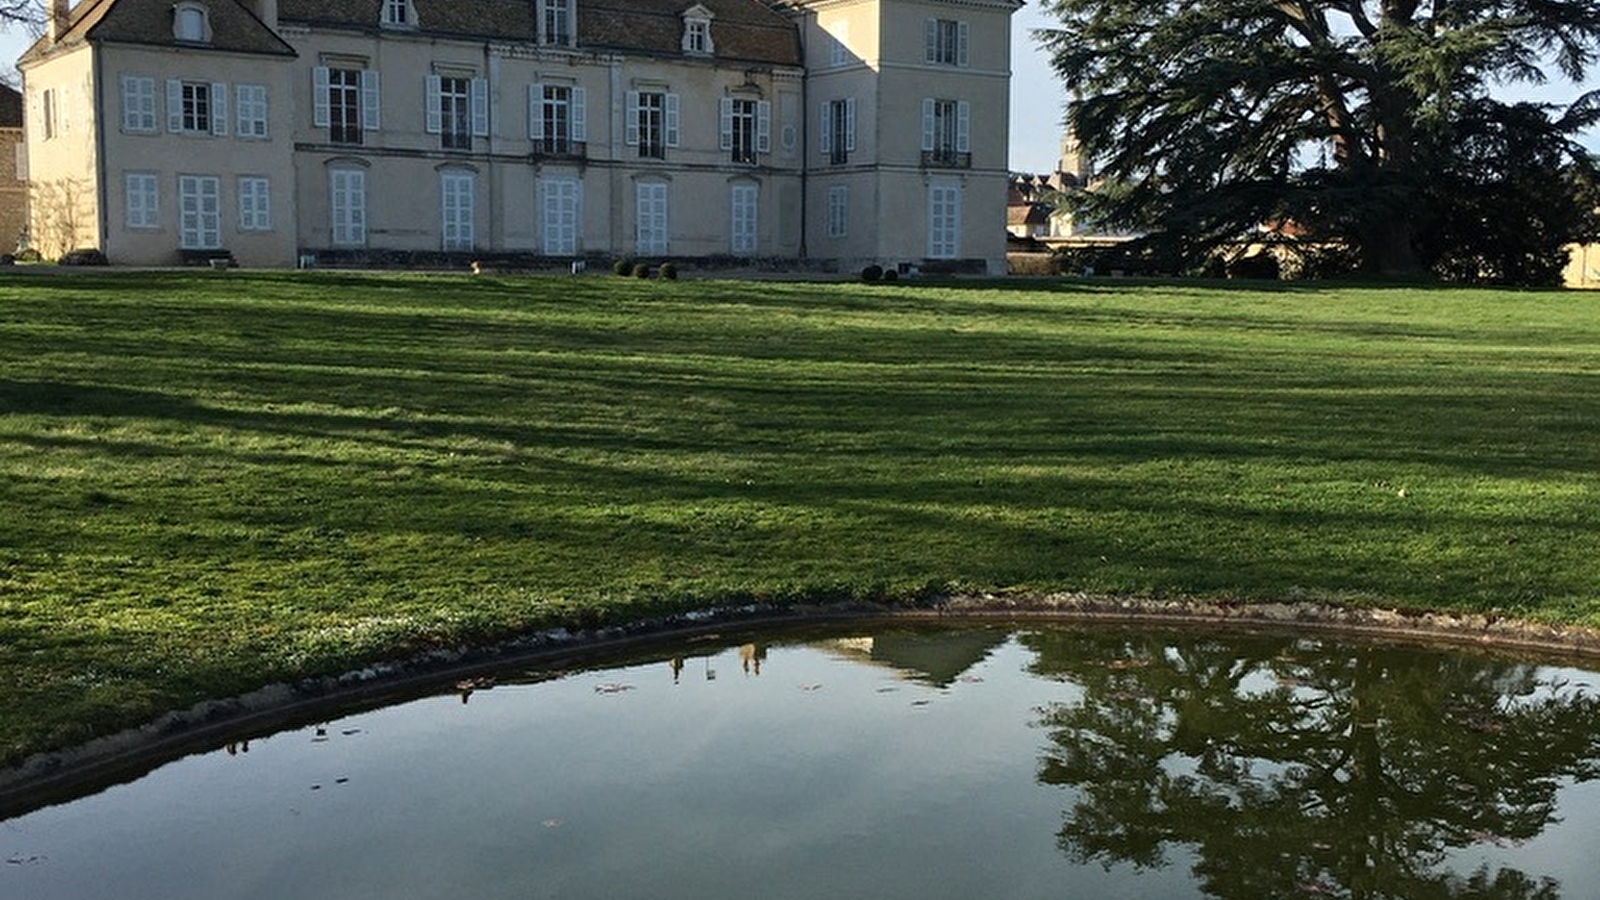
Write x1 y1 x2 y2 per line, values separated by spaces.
0 83 25 252
1565 244 1600 289
20 0 1021 272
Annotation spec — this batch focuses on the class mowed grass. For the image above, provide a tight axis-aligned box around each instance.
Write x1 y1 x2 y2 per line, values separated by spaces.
1 271 1598 764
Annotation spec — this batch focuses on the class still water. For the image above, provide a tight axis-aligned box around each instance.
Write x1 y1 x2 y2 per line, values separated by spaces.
6 624 1600 900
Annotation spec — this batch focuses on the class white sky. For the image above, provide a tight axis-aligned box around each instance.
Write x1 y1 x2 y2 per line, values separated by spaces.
4 5 1593 176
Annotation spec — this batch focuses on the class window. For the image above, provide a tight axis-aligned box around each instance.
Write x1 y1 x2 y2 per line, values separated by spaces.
381 0 414 27
921 98 970 166
826 184 848 238
239 176 270 231
820 98 855 165
40 88 58 140
925 18 968 67
174 3 210 43
720 97 769 164
235 84 268 138
125 173 160 229
167 80 226 136
829 23 850 66
178 174 222 249
729 183 757 255
540 0 573 46
441 171 474 251
626 90 679 158
928 182 961 259
636 181 667 255
428 75 486 150
684 19 711 54
121 76 158 133
330 168 366 245
541 178 581 255
529 84 586 155
315 65 379 145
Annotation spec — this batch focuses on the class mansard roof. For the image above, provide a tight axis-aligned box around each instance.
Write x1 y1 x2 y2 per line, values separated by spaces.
273 0 800 67
21 0 296 66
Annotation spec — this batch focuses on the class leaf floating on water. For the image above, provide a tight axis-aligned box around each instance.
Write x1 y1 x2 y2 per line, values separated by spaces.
957 675 984 684
6 855 47 866
876 686 899 693
910 699 931 707
800 684 823 692
341 728 362 736
594 683 635 694
542 818 564 829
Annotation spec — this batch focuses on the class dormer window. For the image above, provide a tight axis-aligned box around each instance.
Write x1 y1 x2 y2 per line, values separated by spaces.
539 0 574 46
681 5 714 56
173 2 211 43
381 0 416 28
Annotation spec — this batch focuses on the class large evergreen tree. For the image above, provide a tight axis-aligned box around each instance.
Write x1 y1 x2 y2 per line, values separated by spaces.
1038 0 1600 284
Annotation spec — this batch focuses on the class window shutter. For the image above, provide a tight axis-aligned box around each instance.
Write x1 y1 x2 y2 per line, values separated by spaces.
957 100 970 152
756 100 770 154
360 69 380 131
958 21 969 67
425 74 442 134
665 93 680 147
121 76 136 131
921 98 935 151
719 97 733 151
166 78 183 132
924 18 937 63
471 77 489 137
210 82 228 136
818 101 831 154
845 97 856 152
313 67 330 128
570 86 586 142
528 83 544 140
624 90 639 146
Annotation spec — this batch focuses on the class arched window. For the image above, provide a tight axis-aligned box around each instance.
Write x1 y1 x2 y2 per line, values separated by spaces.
173 3 211 43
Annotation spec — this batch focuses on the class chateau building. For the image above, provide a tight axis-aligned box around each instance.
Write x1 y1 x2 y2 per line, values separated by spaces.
20 0 1019 272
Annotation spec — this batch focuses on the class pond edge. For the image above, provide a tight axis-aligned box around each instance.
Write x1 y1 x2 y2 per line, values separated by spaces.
6 593 1600 815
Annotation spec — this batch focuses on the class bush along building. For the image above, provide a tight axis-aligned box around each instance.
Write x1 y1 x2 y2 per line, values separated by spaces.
20 0 1019 272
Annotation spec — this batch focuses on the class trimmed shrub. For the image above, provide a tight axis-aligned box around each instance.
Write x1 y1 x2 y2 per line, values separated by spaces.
14 248 41 263
659 262 678 280
612 258 634 276
632 263 652 279
881 268 899 282
861 264 883 282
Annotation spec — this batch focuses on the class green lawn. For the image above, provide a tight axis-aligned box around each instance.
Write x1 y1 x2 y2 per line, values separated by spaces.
2 271 1598 765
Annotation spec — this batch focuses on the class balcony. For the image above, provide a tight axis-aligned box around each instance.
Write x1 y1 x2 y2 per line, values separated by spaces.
921 149 971 169
531 138 587 161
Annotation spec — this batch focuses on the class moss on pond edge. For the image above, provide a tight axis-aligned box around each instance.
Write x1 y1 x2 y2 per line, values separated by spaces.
8 593 1600 816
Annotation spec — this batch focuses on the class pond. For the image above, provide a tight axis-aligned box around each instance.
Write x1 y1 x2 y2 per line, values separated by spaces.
5 623 1600 900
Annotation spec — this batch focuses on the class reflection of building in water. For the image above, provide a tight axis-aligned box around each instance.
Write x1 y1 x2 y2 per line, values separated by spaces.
816 630 1007 687
740 644 767 676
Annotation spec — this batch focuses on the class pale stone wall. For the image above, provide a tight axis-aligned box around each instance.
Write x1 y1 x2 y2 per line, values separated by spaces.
0 126 27 252
1564 244 1600 289
22 47 99 259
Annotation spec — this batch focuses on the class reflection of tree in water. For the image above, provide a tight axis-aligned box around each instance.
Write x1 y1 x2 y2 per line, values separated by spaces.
1024 630 1600 900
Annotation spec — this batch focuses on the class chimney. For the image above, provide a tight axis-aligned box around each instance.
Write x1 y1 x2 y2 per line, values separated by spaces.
253 0 279 30
49 0 71 42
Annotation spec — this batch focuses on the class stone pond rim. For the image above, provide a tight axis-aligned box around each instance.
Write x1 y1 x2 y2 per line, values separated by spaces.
6 592 1600 814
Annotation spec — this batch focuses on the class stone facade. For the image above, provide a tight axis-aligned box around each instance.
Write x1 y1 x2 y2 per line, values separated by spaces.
19 0 1019 272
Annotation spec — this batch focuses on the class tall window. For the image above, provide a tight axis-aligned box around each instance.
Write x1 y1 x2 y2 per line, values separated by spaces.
330 168 367 245
125 173 159 229
178 175 222 249
441 171 474 251
541 178 581 255
684 18 712 54
821 98 854 165
720 98 769 164
235 84 268 138
729 183 757 255
41 88 58 140
168 80 225 136
627 90 679 158
315 65 379 145
238 176 271 231
928 182 961 259
428 75 487 150
826 184 848 238
636 181 668 255
540 0 573 45
925 18 968 66
121 76 158 133
921 98 970 166
530 84 585 155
